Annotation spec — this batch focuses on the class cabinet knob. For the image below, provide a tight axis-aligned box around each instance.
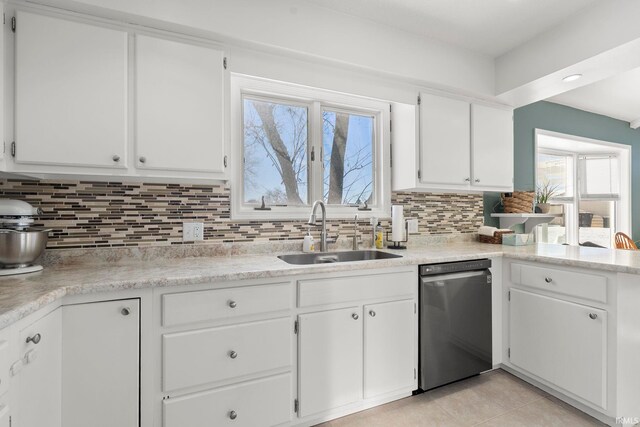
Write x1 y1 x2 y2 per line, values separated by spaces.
121 307 131 316
26 333 41 345
589 313 598 320
475 178 480 183
369 310 376 317
464 177 471 182
112 155 120 162
544 277 553 283
229 350 238 359
229 410 237 420
139 156 146 164
228 300 237 309
352 313 359 320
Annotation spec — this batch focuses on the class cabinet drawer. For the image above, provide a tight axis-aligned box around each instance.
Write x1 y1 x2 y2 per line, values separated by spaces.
163 318 291 392
298 270 415 307
163 373 291 427
511 263 607 303
162 282 291 327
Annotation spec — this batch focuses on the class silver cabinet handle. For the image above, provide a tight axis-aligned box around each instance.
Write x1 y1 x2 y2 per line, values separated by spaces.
229 410 237 420
26 333 41 345
589 313 598 320
228 300 237 309
139 156 146 164
121 307 131 316
544 277 553 283
352 313 359 320
464 178 471 182
369 310 376 317
475 178 480 183
112 155 120 162
229 350 238 359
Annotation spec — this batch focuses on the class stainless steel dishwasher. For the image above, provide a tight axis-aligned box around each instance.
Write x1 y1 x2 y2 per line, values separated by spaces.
419 259 492 391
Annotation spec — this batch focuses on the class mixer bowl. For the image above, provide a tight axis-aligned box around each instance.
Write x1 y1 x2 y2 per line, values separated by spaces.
0 228 50 268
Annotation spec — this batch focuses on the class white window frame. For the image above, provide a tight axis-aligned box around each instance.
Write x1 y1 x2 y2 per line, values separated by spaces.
534 129 631 246
230 73 391 220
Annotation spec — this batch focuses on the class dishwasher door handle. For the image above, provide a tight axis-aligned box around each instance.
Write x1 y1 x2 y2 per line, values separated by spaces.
420 270 489 284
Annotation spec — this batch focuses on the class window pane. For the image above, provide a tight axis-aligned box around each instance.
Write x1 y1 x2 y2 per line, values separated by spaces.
322 110 374 205
243 97 308 205
578 200 615 248
537 152 574 198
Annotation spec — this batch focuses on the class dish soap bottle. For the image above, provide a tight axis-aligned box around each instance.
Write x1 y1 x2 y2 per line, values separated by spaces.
375 222 384 249
303 229 315 253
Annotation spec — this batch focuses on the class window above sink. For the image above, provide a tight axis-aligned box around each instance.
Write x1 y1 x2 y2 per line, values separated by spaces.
230 74 392 221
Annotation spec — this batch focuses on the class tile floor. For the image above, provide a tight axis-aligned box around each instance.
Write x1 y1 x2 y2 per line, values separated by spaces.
317 369 605 426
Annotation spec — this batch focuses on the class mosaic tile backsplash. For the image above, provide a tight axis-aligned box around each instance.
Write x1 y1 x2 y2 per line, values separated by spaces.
0 180 484 249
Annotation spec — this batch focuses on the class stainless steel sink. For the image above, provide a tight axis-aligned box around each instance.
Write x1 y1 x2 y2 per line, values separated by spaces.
277 250 402 265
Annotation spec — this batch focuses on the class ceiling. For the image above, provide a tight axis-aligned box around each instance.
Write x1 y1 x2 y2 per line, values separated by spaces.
548 67 640 125
305 0 600 57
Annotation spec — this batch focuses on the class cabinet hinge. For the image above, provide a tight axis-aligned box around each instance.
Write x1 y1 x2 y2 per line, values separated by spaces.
294 320 298 334
11 142 15 158
508 290 511 301
2 13 5 25
508 348 511 358
414 303 417 314
11 16 15 32
390 119 392 133
389 142 393 168
294 398 299 413
223 155 228 168
417 170 421 180
417 95 421 105
223 57 227 70
414 368 417 379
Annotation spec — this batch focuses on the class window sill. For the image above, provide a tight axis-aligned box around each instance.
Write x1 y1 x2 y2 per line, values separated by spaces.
231 206 390 222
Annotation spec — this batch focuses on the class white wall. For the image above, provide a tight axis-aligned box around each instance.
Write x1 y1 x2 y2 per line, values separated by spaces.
29 0 495 98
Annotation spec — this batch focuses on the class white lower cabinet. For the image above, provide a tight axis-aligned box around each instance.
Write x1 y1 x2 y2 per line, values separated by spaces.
62 299 140 427
163 373 292 427
0 402 9 427
364 300 415 399
509 288 607 409
15 308 62 427
298 307 363 418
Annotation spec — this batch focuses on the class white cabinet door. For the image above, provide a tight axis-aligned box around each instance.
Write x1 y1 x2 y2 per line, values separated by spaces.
298 307 363 417
509 289 607 408
15 11 128 169
471 104 513 190
16 308 62 427
419 93 470 186
135 35 226 176
364 299 415 399
62 299 140 427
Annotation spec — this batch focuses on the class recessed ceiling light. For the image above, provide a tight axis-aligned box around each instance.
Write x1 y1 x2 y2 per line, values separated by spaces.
562 74 582 82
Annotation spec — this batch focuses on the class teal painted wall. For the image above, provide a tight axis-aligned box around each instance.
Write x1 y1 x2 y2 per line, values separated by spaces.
484 101 640 239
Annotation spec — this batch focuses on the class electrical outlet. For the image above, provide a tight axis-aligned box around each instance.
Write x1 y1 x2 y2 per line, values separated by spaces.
407 219 419 234
183 222 204 242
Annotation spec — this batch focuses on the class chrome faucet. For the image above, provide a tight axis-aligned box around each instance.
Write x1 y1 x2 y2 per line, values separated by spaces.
308 200 328 252
352 214 360 250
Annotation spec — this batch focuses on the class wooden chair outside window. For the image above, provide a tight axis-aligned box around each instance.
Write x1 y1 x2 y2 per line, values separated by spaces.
614 232 638 250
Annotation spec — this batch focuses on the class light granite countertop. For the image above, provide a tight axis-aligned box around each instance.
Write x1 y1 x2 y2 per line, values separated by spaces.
1 241 640 329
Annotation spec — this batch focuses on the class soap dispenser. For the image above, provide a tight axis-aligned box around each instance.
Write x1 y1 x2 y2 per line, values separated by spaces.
303 228 315 253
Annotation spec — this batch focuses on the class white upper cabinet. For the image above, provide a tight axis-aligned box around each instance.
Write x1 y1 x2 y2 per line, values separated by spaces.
392 92 514 193
471 104 513 189
419 93 471 187
135 35 227 178
15 11 128 170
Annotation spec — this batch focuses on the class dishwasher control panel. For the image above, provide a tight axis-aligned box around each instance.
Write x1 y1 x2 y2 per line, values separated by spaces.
419 259 491 276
